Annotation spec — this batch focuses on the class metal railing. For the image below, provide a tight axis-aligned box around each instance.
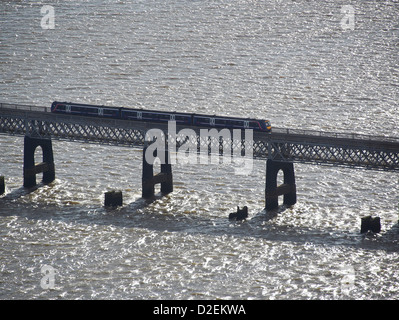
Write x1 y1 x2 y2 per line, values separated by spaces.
272 127 399 144
0 102 50 113
1 101 399 144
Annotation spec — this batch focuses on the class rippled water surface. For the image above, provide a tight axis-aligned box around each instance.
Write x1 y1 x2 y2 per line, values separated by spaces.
1 0 398 299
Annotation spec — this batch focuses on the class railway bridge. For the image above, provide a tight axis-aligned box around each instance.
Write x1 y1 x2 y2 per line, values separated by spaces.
1 102 398 211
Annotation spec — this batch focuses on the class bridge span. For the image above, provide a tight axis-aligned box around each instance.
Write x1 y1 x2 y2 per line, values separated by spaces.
1 102 398 212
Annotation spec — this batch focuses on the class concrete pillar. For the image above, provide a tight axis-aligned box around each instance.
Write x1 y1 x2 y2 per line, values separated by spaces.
23 136 55 188
160 150 173 194
265 159 296 211
0 176 5 195
142 144 173 199
142 144 155 198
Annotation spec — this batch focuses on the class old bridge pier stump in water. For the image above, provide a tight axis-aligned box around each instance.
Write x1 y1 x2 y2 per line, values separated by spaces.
104 190 123 208
142 144 173 199
265 159 296 211
23 136 55 188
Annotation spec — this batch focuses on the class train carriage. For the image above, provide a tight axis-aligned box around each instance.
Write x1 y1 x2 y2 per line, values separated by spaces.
51 101 120 118
121 108 191 125
51 101 271 132
192 115 271 132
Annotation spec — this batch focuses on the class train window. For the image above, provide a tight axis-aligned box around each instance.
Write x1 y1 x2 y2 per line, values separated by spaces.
210 118 215 125
128 111 137 118
249 121 258 128
124 110 135 119
104 109 115 116
148 113 157 120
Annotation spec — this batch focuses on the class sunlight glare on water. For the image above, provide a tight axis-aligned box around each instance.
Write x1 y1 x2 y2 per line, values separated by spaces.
0 0 398 299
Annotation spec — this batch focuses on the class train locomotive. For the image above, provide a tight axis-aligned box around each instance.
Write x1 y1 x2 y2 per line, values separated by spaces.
51 101 272 132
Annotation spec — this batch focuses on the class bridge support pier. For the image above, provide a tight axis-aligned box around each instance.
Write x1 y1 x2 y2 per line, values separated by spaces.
142 144 173 199
23 136 55 188
0 176 5 195
265 159 296 211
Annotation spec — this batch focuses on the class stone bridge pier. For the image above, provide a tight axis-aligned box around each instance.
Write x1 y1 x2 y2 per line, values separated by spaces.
265 159 296 211
142 143 173 199
23 136 55 188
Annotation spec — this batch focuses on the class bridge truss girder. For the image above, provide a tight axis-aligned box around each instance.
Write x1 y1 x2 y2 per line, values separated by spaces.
1 109 399 172
268 140 399 171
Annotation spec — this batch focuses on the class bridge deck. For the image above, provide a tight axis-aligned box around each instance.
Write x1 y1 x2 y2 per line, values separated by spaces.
1 102 399 171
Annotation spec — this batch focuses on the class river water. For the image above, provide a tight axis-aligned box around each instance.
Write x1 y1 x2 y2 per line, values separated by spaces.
0 0 398 300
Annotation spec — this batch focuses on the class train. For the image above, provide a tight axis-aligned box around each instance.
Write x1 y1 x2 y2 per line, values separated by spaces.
50 101 272 132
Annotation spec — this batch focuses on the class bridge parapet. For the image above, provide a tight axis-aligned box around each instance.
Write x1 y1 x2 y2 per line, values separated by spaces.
0 102 49 113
